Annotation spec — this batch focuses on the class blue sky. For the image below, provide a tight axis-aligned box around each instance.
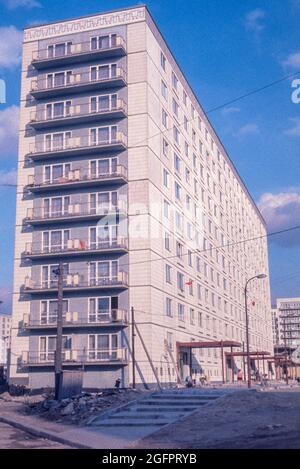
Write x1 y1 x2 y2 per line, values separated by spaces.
0 0 300 312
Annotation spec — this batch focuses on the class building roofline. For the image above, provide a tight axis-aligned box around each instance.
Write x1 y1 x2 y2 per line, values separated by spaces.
23 3 265 227
24 3 146 30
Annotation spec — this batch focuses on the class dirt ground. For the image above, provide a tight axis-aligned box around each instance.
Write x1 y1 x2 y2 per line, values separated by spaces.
0 421 71 449
135 389 300 449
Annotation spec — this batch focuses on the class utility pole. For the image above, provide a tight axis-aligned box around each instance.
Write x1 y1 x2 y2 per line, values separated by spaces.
244 274 267 389
54 261 64 400
131 306 136 389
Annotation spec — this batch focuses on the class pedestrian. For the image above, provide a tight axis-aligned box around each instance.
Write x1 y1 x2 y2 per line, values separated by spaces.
115 377 121 389
237 369 243 385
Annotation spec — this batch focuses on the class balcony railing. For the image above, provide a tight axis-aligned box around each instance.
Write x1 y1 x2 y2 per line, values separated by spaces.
26 165 128 192
24 200 127 225
23 309 128 328
27 133 127 160
24 237 128 258
30 68 127 98
29 99 127 129
31 36 126 68
21 347 128 366
24 271 129 292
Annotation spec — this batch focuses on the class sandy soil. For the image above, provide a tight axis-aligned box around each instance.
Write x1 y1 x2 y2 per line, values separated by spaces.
135 390 300 449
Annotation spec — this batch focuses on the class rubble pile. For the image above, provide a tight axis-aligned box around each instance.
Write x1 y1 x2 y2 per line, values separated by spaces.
24 388 146 425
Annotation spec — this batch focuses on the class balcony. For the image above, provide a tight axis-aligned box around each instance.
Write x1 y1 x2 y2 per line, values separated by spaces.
30 68 127 99
26 166 128 193
31 36 126 69
27 133 127 161
23 309 128 329
24 200 127 226
29 100 127 130
23 237 128 259
23 271 129 293
20 348 128 367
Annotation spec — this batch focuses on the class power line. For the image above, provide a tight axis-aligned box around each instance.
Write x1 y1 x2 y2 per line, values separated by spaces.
1 69 300 187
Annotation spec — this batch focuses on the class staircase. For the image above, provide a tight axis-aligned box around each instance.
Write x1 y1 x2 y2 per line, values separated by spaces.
89 388 225 429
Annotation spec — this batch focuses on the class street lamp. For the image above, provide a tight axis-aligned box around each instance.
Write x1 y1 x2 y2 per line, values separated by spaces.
244 274 267 388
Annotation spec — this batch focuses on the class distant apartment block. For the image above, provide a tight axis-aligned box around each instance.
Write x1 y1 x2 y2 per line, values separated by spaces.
272 298 300 350
10 5 273 389
0 313 12 366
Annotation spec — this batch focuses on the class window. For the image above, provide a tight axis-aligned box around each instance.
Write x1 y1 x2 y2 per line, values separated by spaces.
88 333 118 360
90 125 117 144
163 169 169 188
174 153 181 173
90 63 117 81
183 90 187 106
190 308 195 325
164 200 170 219
160 52 166 71
165 264 172 284
188 250 193 266
184 115 188 132
175 181 181 200
175 211 183 233
198 311 203 327
161 80 168 99
172 98 179 117
176 241 183 260
47 41 72 58
177 272 184 291
90 94 117 112
162 108 168 128
166 331 173 350
90 34 117 51
173 126 180 144
162 138 169 157
178 303 185 321
172 71 178 90
166 298 172 317
165 232 171 251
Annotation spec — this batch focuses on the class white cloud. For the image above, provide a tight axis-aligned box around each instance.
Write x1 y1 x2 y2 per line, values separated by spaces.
235 123 260 137
221 106 241 116
258 190 300 246
0 105 19 156
284 117 300 136
282 52 300 69
0 26 22 69
245 9 266 33
0 169 17 186
2 0 41 9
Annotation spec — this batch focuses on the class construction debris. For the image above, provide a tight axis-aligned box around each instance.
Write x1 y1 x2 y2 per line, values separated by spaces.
23 389 149 425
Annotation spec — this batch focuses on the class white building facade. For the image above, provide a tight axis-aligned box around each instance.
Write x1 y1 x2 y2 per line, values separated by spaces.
10 5 273 389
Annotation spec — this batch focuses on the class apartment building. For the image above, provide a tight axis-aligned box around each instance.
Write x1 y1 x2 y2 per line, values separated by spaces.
10 5 273 389
0 313 12 366
271 298 300 350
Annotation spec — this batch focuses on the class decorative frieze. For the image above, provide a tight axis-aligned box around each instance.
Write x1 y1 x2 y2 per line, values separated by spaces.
23 7 145 43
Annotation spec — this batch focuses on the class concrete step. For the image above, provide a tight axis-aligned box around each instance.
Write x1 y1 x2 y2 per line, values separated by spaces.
91 419 169 427
140 399 208 406
136 406 197 412
107 413 184 420
151 394 219 400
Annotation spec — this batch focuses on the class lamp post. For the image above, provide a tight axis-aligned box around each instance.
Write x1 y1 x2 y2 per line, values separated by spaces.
244 274 267 389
